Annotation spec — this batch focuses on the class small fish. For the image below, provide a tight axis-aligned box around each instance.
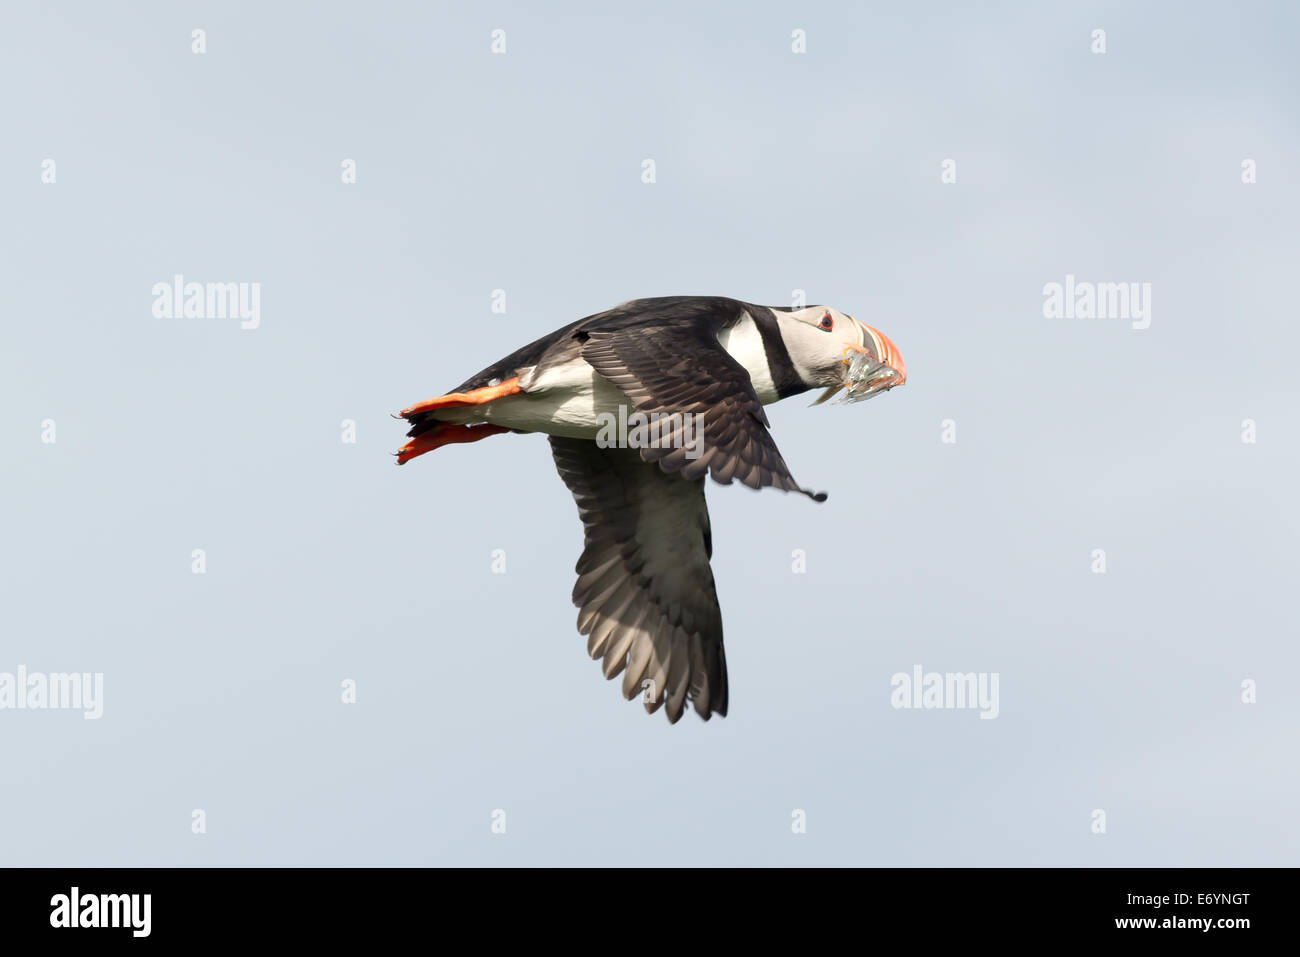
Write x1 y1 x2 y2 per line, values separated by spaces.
812 349 907 406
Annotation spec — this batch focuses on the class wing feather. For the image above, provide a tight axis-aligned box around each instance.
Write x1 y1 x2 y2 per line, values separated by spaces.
575 298 825 502
550 436 729 723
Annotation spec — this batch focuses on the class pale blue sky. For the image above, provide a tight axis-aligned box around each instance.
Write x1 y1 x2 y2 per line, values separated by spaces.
2 0 1297 865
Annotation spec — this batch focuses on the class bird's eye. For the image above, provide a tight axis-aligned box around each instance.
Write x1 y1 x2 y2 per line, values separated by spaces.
819 314 834 330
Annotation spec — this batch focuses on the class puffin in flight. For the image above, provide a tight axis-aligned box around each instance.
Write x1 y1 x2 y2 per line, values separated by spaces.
396 296 906 723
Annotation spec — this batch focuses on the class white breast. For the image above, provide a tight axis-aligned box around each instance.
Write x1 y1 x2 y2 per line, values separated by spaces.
716 317 779 404
444 357 628 439
441 319 782 438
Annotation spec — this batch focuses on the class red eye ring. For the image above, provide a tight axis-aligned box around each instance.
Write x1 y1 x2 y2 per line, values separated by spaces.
819 314 834 330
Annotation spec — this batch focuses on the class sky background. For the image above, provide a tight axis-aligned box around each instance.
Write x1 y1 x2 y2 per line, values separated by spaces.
2 0 1297 866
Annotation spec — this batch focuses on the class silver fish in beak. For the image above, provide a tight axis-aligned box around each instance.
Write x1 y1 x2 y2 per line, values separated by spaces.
813 320 907 405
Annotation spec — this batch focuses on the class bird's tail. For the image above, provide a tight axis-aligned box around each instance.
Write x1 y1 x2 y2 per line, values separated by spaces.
394 418 509 465
393 377 523 464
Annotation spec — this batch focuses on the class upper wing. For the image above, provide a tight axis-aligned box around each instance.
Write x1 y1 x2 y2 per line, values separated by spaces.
578 298 825 501
550 436 728 723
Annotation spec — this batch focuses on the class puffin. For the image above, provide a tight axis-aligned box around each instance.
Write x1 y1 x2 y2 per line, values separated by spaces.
396 296 906 723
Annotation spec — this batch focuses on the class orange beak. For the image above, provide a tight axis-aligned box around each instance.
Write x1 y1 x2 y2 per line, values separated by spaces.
854 319 907 385
813 320 908 406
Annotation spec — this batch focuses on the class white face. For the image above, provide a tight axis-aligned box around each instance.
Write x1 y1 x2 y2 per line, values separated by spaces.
778 306 872 387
